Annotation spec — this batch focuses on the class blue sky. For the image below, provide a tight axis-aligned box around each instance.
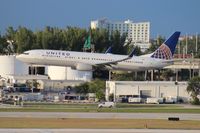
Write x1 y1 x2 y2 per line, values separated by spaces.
0 0 200 38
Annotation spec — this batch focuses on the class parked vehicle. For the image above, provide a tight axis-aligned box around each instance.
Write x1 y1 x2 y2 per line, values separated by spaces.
165 97 177 104
98 102 114 108
146 98 163 104
128 97 142 103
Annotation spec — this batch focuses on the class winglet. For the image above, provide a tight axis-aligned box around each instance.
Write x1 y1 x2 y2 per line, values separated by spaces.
128 48 136 58
105 46 112 54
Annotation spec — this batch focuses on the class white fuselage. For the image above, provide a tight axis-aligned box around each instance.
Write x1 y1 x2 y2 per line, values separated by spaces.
16 49 172 71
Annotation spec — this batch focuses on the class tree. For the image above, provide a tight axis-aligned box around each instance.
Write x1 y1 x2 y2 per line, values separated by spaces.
89 79 105 92
74 79 106 101
63 27 87 51
89 79 105 101
3 27 17 53
32 31 43 49
90 28 110 53
0 35 8 54
145 35 165 54
96 90 105 101
195 52 200 58
133 46 142 56
110 31 127 55
127 45 142 56
74 82 89 95
112 72 134 81
161 69 174 81
15 26 35 53
88 79 105 101
187 76 200 104
41 26 55 49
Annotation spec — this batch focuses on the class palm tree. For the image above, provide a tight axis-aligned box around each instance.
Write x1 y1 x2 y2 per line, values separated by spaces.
187 76 200 104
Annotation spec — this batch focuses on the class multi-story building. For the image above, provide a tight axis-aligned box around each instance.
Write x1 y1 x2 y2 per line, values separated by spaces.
91 18 151 51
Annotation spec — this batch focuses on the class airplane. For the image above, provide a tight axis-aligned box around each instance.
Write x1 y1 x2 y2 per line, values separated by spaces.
16 31 181 71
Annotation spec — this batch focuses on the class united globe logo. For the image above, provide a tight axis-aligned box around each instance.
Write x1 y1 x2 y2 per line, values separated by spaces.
151 44 172 60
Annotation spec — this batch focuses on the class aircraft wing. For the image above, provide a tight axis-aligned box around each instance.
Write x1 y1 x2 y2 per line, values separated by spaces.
93 61 118 70
93 49 136 68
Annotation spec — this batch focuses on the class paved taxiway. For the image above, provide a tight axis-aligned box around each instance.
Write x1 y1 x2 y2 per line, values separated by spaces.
0 129 199 133
0 112 200 120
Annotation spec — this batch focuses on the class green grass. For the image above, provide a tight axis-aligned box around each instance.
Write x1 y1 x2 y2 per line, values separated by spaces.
23 102 97 108
23 102 181 109
0 102 199 113
116 103 181 108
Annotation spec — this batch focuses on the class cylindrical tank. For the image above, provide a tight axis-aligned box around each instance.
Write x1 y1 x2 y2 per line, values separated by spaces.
0 55 28 78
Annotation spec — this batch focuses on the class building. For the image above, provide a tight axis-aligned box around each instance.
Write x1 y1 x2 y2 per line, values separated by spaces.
47 66 92 81
91 18 150 51
39 79 85 90
106 81 190 103
91 18 109 30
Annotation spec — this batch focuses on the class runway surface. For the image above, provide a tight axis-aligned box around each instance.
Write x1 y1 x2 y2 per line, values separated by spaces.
0 129 199 133
0 112 200 120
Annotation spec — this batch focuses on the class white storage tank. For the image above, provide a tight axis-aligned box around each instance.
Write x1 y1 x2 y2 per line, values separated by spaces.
0 55 28 78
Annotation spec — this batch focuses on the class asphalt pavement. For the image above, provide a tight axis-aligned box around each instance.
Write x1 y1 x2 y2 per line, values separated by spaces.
0 129 199 133
0 112 200 120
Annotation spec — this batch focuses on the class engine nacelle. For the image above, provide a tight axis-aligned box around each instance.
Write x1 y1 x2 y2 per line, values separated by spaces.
76 63 93 71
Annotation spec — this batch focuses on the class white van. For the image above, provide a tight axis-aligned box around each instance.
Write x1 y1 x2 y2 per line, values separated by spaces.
98 102 114 108
128 97 142 103
146 98 163 104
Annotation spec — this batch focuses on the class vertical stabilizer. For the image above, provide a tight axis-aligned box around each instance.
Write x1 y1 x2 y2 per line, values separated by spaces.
151 32 180 60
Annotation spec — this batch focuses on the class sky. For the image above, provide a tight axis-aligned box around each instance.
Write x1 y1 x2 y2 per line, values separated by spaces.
0 0 200 38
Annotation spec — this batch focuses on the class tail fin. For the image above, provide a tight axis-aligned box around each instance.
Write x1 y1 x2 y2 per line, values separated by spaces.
151 31 180 60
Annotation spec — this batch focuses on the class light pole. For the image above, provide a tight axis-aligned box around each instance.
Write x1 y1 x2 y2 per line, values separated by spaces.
109 70 112 81
199 61 200 77
196 33 198 55
114 86 116 102
186 34 188 54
